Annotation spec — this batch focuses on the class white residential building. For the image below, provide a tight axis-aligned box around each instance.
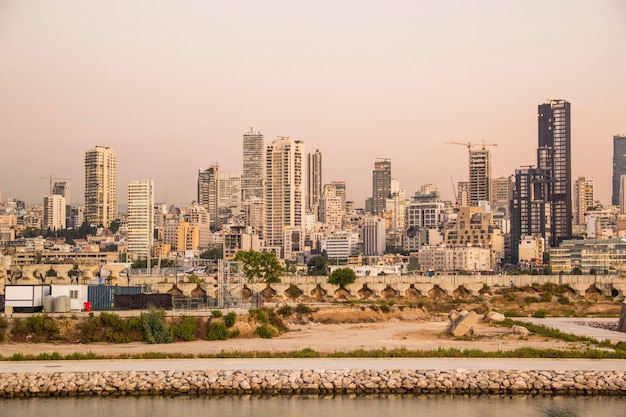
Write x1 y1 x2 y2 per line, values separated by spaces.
127 180 154 259
43 194 66 231
84 145 117 227
264 137 305 254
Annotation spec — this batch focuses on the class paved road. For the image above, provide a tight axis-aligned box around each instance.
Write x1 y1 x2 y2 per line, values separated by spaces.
518 317 626 342
1 358 625 374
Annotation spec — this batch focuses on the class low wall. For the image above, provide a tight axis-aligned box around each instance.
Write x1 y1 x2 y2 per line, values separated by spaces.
1 369 625 397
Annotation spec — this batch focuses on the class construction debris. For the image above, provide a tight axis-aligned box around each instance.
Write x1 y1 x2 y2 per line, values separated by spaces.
446 309 480 337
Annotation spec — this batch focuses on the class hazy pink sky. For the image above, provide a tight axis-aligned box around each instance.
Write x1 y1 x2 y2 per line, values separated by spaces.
1 1 625 207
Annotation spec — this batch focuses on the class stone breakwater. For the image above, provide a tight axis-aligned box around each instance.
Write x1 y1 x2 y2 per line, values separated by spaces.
0 369 625 397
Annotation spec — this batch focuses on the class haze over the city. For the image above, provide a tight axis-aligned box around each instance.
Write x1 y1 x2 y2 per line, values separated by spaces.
0 1 624 207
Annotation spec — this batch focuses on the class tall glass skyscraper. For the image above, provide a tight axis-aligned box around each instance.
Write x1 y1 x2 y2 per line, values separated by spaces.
612 135 626 206
371 159 391 215
538 99 572 246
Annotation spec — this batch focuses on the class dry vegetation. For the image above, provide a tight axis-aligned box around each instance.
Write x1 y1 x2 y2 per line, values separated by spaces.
0 283 622 359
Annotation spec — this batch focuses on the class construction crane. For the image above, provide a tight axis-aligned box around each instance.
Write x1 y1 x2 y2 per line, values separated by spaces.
450 176 459 208
40 175 70 194
445 140 498 153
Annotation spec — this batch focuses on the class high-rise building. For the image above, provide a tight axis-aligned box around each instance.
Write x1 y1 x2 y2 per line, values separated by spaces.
84 146 117 227
362 216 386 256
490 176 512 210
127 180 154 259
307 149 322 217
538 99 572 246
371 159 391 215
43 194 66 230
510 166 551 264
242 128 264 201
457 181 470 207
573 177 594 225
324 181 347 213
264 137 305 251
198 164 219 230
620 176 626 214
52 181 71 229
184 203 211 249
469 148 491 206
612 135 626 206
218 174 242 227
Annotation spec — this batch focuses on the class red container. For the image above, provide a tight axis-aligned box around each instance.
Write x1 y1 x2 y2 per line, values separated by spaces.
84 301 92 312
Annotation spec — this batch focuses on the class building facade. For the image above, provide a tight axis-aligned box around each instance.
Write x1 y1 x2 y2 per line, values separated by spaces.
84 146 117 227
469 148 491 207
307 149 322 218
264 137 305 252
43 194 66 231
52 181 72 229
573 176 594 225
242 129 264 201
371 160 391 215
538 99 572 246
198 164 219 230
612 135 626 206
127 180 154 260
510 167 551 264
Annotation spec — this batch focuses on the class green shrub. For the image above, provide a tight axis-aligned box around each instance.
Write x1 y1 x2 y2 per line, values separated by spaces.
524 296 539 304
207 322 229 340
294 303 312 315
249 308 269 324
224 312 237 328
277 305 293 317
211 310 223 318
0 316 7 343
10 314 60 342
256 325 275 339
171 315 199 342
142 308 172 344
539 293 553 302
533 309 547 318
79 312 142 344
503 310 525 318
557 296 570 305
379 303 391 313
249 307 288 335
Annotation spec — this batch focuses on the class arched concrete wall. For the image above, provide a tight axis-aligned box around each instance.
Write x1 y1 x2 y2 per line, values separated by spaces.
3 268 626 302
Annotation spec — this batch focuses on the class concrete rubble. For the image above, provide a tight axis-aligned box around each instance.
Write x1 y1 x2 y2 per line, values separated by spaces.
446 310 480 337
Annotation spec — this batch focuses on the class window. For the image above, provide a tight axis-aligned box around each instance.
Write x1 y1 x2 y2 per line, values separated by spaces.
70 290 78 299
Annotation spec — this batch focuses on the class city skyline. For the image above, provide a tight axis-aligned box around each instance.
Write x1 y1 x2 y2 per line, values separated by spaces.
0 1 624 207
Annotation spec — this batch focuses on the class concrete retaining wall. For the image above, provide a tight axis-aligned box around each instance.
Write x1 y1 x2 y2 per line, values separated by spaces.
1 369 625 397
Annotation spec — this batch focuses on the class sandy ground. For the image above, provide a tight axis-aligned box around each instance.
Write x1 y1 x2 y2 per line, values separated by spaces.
0 318 586 357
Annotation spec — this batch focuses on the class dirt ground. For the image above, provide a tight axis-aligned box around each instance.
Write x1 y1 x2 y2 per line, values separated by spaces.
0 306 592 357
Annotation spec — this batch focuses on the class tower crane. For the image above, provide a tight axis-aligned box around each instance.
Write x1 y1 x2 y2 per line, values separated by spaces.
40 175 70 194
450 176 458 208
445 140 498 154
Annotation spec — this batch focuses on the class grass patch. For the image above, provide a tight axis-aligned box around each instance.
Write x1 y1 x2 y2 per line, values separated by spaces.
2 344 626 361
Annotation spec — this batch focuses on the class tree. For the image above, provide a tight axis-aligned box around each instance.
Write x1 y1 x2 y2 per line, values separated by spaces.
307 253 330 276
233 250 283 283
327 267 356 288
109 221 120 234
200 248 223 260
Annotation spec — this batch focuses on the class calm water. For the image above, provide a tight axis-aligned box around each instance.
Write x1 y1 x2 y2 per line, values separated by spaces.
3 395 625 417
